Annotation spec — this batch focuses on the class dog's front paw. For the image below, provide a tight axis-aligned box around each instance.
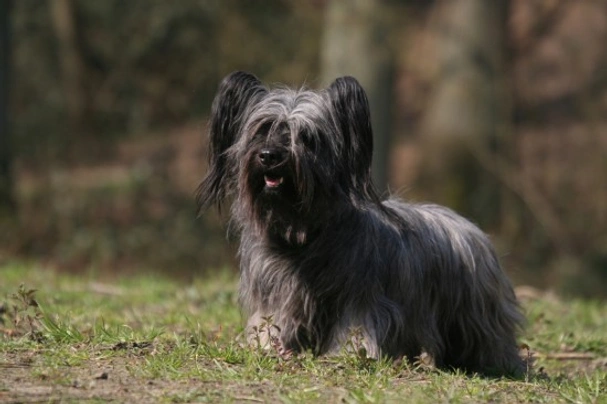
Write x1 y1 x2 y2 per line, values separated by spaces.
277 344 294 360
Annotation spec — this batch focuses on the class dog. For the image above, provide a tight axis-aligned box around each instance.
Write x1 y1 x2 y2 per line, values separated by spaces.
197 71 526 377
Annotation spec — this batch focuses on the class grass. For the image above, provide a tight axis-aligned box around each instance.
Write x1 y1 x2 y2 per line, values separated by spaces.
1 262 606 403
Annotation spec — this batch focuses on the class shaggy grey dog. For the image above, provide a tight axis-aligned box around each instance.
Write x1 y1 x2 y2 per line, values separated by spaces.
197 71 526 377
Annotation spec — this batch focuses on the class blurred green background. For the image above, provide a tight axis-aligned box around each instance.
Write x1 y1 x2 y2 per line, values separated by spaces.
1 0 606 297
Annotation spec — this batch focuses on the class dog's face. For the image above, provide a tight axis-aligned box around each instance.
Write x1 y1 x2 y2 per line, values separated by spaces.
197 72 379 243
238 91 337 224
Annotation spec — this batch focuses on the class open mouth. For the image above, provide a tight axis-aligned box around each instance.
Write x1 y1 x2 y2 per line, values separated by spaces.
264 175 284 188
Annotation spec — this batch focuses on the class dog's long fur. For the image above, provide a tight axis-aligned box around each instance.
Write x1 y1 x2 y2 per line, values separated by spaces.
197 71 526 377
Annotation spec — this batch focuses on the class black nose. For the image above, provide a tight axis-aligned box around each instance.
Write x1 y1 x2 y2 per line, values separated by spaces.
259 149 281 166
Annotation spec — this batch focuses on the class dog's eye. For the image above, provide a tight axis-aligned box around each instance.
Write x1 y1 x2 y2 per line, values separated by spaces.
254 122 274 138
299 132 316 149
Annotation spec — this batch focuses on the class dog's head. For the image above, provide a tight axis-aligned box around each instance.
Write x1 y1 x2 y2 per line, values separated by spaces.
197 71 379 243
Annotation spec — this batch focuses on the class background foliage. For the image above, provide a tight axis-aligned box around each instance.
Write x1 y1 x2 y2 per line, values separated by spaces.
1 0 607 296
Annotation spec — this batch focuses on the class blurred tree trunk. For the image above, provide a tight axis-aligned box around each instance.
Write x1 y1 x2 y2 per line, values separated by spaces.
50 0 88 142
321 0 394 195
0 0 15 216
419 0 509 227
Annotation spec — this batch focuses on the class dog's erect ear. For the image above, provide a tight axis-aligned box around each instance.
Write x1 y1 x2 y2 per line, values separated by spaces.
326 76 376 198
197 71 267 211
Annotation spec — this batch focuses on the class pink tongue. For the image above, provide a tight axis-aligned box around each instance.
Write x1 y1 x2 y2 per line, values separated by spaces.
265 176 282 187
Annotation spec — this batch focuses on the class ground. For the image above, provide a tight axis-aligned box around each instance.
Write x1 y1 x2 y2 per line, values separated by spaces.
1 263 606 403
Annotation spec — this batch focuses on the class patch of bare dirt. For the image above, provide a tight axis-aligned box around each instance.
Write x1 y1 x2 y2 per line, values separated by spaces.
0 351 220 403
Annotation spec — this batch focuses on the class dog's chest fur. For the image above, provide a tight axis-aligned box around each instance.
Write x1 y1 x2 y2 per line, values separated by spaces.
238 204 420 356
